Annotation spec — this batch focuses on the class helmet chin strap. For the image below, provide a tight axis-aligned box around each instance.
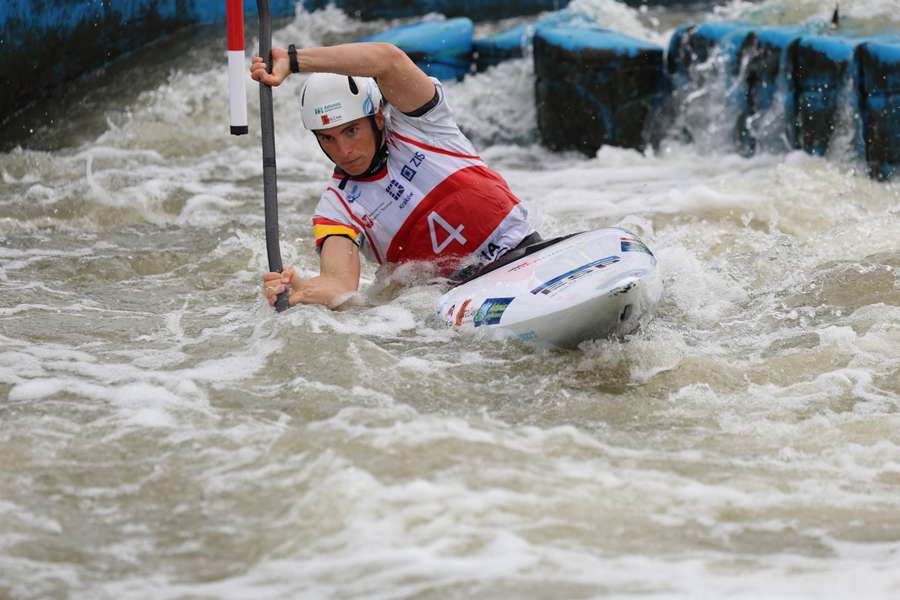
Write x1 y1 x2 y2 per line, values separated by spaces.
322 116 389 190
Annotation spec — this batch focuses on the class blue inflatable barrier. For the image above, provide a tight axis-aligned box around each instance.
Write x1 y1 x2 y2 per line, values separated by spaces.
785 36 859 156
472 9 588 71
667 21 847 157
534 26 666 154
733 26 810 155
303 0 571 22
474 24 532 71
664 22 752 147
666 22 752 86
855 39 900 180
360 18 474 81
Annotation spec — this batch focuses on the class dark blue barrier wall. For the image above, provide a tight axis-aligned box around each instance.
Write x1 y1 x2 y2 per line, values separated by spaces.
303 0 570 22
666 22 751 85
472 10 588 71
855 40 900 180
360 18 474 80
785 36 858 156
667 21 899 180
733 26 810 155
474 25 532 71
534 26 666 155
0 0 295 125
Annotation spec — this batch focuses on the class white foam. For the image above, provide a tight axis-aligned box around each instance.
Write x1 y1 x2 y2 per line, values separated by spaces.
569 0 658 42
715 0 900 32
444 59 537 146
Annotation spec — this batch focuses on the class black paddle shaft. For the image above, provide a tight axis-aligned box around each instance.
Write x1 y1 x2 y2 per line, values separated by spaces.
257 0 289 312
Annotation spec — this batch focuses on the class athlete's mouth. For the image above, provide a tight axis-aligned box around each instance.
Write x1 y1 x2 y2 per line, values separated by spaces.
342 157 365 173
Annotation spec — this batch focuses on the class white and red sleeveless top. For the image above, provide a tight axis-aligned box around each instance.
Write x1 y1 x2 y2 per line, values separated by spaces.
312 80 532 276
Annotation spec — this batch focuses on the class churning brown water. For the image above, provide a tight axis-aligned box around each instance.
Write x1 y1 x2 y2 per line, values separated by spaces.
2 1 899 598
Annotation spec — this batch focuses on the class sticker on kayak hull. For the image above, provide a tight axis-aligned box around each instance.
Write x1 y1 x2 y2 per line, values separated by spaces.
454 299 472 327
530 256 621 296
474 297 514 327
620 237 653 256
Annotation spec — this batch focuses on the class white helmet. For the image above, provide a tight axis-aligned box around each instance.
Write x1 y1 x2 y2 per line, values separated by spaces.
299 73 383 131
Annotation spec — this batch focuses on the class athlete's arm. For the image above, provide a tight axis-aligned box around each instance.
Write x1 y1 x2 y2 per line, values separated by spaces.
250 43 435 113
262 236 361 309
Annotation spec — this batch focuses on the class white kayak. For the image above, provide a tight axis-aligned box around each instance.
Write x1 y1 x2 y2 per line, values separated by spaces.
435 228 662 348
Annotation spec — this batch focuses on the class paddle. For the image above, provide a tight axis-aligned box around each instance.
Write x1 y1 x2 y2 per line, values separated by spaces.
256 0 289 312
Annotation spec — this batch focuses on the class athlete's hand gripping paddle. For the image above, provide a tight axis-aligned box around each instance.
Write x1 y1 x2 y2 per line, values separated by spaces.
227 0 288 311
256 0 289 312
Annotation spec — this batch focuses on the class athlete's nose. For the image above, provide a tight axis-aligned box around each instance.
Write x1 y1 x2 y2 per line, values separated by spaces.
333 137 356 162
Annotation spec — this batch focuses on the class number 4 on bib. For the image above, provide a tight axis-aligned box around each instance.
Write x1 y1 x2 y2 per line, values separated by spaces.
428 211 467 254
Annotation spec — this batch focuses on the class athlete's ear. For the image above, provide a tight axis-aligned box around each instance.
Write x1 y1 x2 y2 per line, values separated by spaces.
374 111 385 130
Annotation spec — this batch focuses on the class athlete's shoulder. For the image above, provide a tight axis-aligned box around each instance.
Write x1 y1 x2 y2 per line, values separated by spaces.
312 184 365 253
386 79 460 138
314 182 351 217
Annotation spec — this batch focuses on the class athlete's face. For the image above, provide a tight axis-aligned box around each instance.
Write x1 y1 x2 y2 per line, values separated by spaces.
314 112 385 176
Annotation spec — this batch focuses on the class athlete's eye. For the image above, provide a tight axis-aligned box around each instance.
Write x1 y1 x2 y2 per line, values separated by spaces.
345 126 358 137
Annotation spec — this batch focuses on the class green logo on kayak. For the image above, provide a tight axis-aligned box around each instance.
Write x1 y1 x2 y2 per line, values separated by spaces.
474 297 514 327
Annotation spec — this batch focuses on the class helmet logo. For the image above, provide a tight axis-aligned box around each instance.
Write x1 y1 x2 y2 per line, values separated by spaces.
300 74 380 132
314 101 342 115
314 101 344 127
362 93 375 116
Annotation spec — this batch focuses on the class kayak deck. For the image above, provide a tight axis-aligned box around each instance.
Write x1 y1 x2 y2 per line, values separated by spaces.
436 228 662 348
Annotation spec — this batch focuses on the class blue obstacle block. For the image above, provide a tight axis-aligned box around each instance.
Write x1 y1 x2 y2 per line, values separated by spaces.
360 18 474 80
534 26 666 154
303 0 571 22
785 36 859 156
663 22 752 147
666 21 752 85
854 39 900 180
472 10 587 71
667 22 829 156
733 26 809 155
474 23 531 71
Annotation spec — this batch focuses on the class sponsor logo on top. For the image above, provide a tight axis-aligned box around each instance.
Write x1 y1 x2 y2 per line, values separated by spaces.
400 153 425 183
410 152 426 167
386 179 405 200
346 184 361 203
